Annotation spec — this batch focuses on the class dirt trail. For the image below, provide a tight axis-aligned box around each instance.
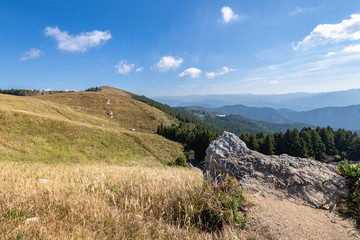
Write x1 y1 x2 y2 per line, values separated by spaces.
246 192 360 240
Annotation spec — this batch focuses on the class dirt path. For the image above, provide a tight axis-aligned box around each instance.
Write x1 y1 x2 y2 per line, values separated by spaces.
246 192 360 240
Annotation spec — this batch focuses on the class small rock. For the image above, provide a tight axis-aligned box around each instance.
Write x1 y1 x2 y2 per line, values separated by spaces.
39 179 51 183
25 217 39 223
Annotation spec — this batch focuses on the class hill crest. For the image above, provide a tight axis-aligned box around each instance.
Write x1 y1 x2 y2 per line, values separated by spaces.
0 86 183 165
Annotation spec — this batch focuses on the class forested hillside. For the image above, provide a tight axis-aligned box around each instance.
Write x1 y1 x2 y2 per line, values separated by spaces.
133 95 360 163
178 107 310 134
132 95 221 162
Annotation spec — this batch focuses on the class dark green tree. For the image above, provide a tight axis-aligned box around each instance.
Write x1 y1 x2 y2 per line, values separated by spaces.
260 134 275 155
311 131 326 161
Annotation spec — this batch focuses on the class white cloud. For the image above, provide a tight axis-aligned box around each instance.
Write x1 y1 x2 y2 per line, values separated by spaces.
294 14 360 50
178 68 201 78
343 44 360 53
115 60 135 75
221 6 238 24
153 56 183 72
65 89 76 92
326 52 336 56
206 67 233 78
19 48 44 62
135 67 144 73
270 80 279 84
44 26 111 52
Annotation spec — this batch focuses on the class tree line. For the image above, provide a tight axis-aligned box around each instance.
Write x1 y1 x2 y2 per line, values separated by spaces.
0 89 42 96
158 124 360 163
157 123 217 163
85 87 101 92
240 127 360 162
0 89 74 96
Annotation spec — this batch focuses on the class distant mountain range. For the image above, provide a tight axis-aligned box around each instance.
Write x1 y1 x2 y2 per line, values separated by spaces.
154 88 360 111
215 105 293 124
198 104 360 131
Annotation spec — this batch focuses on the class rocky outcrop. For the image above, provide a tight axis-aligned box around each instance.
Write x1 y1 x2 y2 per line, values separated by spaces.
203 131 348 209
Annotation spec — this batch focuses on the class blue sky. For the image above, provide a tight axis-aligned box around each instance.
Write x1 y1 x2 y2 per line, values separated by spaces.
1 0 360 96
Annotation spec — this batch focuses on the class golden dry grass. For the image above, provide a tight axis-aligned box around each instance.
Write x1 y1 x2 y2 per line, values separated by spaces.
0 162 255 239
35 86 175 133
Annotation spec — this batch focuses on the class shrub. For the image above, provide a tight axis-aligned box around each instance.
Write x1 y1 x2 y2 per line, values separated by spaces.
111 175 247 232
85 87 100 92
337 163 360 221
175 155 189 167
166 177 247 231
334 155 342 162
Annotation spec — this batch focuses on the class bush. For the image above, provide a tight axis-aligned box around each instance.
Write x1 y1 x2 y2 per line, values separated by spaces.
165 177 247 232
337 163 360 221
175 156 189 167
334 155 342 162
85 87 100 92
110 173 247 233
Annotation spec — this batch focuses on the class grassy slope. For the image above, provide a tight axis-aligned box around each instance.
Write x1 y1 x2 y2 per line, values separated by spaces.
0 86 183 166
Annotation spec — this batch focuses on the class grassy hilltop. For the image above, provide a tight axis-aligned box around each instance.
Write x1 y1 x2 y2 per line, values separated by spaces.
0 86 183 166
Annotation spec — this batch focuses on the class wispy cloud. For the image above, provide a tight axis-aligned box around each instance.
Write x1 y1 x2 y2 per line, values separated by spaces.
289 6 315 16
195 49 360 95
152 56 183 72
343 44 360 53
135 67 144 73
19 48 44 62
115 60 135 75
178 68 201 78
44 26 111 52
293 14 360 50
221 6 240 24
326 52 336 56
206 67 234 78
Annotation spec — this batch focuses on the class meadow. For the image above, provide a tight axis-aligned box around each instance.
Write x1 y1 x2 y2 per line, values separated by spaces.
0 162 253 239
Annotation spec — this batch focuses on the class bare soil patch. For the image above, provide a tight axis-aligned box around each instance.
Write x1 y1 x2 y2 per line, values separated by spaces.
246 192 360 240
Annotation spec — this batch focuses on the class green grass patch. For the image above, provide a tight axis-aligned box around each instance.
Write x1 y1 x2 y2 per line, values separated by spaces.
337 163 360 223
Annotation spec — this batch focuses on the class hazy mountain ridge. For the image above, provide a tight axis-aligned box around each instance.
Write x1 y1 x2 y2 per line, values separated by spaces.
154 88 360 111
185 103 360 131
215 104 293 123
280 105 360 130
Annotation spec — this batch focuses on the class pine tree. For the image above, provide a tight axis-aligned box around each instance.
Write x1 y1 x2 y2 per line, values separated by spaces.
311 131 326 161
261 134 275 155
